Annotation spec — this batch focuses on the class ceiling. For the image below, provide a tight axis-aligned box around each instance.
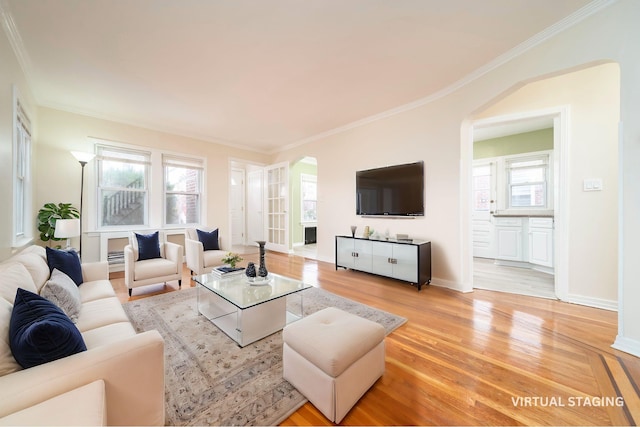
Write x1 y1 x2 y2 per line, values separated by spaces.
3 0 596 153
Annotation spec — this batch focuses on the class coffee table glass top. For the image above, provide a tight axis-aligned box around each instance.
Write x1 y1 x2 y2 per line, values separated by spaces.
193 272 312 309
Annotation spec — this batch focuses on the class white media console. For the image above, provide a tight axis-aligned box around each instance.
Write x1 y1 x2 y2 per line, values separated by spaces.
335 236 432 291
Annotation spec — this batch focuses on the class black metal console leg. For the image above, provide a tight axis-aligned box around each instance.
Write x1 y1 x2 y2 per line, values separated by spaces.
178 279 182 288
128 288 132 297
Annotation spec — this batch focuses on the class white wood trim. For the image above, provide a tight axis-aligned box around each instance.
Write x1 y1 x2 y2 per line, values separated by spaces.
468 106 571 304
565 293 617 312
612 336 640 359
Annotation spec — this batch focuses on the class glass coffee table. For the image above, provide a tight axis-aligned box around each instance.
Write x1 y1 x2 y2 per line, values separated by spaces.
193 272 312 347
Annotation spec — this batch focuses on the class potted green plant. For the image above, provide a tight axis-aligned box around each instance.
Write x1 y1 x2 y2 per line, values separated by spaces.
37 202 80 246
221 252 243 268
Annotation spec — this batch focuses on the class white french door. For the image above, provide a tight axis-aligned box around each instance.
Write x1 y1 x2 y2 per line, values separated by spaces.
230 168 245 246
264 162 289 253
472 161 497 258
246 169 264 243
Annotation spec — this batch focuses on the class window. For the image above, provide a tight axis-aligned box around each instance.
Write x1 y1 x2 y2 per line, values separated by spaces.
300 174 317 222
163 155 203 225
97 145 150 227
13 93 32 246
507 155 549 209
472 165 491 211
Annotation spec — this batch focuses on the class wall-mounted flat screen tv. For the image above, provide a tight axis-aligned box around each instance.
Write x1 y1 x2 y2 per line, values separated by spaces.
356 161 424 216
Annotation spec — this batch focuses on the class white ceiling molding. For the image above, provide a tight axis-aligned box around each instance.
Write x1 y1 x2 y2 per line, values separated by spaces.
0 0 36 98
279 0 617 153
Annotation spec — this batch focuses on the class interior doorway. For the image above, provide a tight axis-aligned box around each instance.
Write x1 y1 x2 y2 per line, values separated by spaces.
291 157 318 260
471 112 561 300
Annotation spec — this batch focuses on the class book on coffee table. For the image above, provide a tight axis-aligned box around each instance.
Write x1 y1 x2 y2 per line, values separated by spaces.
212 266 245 277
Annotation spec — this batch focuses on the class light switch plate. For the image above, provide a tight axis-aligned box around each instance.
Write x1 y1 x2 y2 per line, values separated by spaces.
583 178 603 191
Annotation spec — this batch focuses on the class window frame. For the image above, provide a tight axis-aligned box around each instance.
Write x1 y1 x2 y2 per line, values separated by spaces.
506 153 551 210
300 173 317 224
13 86 33 248
96 144 151 230
163 154 204 226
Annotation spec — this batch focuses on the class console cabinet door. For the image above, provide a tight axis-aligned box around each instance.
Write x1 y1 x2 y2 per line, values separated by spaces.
336 237 372 271
353 239 372 271
336 237 355 268
391 244 418 282
371 242 393 278
371 242 418 282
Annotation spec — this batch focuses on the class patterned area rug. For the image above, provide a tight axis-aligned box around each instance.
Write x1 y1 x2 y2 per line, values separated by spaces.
122 286 406 426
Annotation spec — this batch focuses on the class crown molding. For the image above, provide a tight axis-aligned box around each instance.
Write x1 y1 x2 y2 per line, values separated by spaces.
0 0 37 101
279 0 617 153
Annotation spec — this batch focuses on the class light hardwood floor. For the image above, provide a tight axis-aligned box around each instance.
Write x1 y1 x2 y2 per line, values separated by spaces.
473 257 556 299
111 251 640 426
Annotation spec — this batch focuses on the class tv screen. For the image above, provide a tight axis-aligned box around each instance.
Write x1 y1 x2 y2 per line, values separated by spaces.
356 161 424 216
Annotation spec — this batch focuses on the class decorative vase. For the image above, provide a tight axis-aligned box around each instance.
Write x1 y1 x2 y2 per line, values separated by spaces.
256 241 268 277
350 225 357 237
245 262 256 278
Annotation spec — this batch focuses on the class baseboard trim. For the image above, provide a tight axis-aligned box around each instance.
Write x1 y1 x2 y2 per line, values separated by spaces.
430 277 470 293
564 293 618 311
612 335 640 358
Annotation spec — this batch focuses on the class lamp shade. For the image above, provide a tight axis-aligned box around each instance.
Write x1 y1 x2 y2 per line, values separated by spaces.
54 218 80 239
71 151 96 163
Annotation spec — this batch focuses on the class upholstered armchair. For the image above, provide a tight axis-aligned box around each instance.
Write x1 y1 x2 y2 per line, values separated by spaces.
185 227 226 276
124 231 183 296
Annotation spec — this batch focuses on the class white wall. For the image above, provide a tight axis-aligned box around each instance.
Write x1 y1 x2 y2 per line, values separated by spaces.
0 20 38 259
34 107 270 262
274 1 640 356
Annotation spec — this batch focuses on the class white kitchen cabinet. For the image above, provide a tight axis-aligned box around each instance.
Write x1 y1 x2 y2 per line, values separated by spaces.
529 218 554 267
495 217 524 261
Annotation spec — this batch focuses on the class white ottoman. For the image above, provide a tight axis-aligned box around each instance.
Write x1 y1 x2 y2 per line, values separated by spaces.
283 307 386 423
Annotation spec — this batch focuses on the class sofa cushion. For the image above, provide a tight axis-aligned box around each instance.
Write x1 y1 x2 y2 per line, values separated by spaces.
135 232 161 261
9 288 86 369
46 247 83 286
134 258 178 281
75 297 131 333
197 228 220 251
81 322 136 350
0 298 21 376
0 262 37 305
9 251 50 293
40 269 82 323
78 280 117 304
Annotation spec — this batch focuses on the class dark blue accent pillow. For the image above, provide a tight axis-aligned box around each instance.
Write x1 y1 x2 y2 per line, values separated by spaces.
46 247 83 286
136 231 161 261
9 288 86 369
197 228 220 251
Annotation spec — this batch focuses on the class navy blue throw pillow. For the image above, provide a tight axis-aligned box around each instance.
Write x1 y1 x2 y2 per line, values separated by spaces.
46 247 83 286
9 288 87 369
136 231 161 261
196 228 220 251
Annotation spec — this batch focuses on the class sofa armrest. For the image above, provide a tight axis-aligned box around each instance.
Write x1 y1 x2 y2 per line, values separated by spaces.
81 261 109 282
164 241 183 265
124 245 135 286
185 238 204 274
0 330 165 426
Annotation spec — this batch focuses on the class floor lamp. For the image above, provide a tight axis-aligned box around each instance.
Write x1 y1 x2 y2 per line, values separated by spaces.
71 151 96 258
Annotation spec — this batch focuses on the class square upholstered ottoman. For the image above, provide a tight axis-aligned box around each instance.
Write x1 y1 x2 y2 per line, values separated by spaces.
283 307 386 423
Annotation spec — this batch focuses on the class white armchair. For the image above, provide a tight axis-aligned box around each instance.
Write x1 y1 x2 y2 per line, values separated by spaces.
124 231 183 296
185 227 226 276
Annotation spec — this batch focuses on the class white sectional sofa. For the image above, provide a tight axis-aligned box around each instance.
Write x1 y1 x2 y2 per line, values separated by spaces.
0 245 165 426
